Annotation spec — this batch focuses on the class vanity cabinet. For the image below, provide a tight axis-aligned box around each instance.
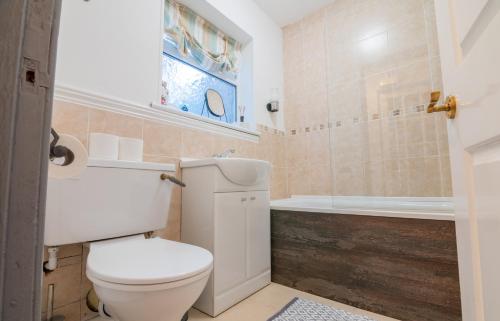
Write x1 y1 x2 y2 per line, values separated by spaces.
180 159 271 316
214 191 271 296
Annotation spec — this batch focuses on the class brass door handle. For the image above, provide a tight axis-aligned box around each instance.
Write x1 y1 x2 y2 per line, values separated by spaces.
427 91 457 119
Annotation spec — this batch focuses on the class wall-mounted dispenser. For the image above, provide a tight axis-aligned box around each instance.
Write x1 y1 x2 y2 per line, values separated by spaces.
266 88 279 112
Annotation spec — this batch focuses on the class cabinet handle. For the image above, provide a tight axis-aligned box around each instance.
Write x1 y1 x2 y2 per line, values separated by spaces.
250 196 256 200
241 197 247 202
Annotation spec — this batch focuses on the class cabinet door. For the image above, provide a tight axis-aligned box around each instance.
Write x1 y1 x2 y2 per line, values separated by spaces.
213 192 247 296
246 191 271 278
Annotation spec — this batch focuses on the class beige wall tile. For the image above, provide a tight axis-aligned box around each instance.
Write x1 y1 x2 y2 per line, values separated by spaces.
235 140 257 159
42 263 82 312
51 101 89 148
57 256 82 268
332 124 366 165
381 119 400 160
212 135 237 157
405 157 443 196
271 135 287 168
365 161 385 196
404 114 425 158
255 133 273 163
271 166 288 200
429 56 443 91
286 133 309 167
362 72 395 116
287 166 311 196
383 160 404 197
393 60 432 106
143 120 182 157
397 158 410 196
308 130 331 165
181 128 215 158
334 162 366 196
423 0 440 58
366 120 383 162
88 109 143 139
309 162 333 195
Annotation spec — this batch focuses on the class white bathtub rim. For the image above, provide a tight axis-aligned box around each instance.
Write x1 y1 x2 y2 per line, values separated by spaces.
289 195 454 202
270 196 455 221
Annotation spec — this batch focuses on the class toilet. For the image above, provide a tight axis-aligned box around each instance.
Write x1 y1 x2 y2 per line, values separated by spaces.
44 159 213 321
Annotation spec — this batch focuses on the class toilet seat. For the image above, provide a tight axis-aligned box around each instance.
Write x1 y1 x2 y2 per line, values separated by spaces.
87 237 213 286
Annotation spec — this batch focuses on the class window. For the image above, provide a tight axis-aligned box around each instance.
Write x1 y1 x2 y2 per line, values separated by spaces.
161 0 243 126
161 53 237 124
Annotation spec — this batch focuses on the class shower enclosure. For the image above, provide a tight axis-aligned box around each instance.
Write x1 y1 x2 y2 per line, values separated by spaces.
282 0 452 204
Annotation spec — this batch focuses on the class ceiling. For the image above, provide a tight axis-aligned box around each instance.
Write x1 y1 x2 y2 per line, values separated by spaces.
253 0 336 27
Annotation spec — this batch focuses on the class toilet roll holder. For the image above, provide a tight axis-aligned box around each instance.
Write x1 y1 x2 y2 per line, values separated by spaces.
49 128 75 166
49 128 188 188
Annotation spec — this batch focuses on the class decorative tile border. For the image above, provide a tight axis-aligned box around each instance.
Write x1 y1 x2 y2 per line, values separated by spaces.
257 124 286 136
286 104 428 134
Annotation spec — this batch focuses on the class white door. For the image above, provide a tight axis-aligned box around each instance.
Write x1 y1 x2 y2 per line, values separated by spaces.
213 192 247 296
434 1 500 321
246 191 271 278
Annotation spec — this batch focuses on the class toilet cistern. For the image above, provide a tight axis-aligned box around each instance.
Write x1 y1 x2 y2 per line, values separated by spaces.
44 159 212 321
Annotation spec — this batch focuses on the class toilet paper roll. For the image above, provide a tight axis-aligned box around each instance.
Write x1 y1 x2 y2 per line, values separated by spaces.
48 134 88 179
118 137 143 162
89 133 119 160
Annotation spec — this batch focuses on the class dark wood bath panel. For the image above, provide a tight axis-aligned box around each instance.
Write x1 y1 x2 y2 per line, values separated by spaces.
271 210 462 321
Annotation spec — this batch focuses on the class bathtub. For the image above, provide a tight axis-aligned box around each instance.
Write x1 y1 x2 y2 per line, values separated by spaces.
270 195 454 220
270 195 460 320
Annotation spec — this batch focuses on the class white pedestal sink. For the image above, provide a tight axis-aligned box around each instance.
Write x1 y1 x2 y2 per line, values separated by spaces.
180 158 271 316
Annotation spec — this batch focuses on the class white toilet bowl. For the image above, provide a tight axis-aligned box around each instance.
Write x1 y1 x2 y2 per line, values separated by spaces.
86 236 213 321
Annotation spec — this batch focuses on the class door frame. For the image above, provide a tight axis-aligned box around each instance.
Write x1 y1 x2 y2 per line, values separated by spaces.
0 0 61 320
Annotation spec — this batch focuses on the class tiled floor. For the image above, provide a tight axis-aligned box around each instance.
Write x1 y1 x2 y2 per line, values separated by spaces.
92 283 399 321
189 283 399 321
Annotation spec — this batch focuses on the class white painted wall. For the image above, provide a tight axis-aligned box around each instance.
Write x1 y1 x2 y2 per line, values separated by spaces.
206 0 285 129
55 0 163 107
55 0 284 130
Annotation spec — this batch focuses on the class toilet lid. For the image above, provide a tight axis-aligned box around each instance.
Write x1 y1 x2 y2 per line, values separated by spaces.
86 237 213 285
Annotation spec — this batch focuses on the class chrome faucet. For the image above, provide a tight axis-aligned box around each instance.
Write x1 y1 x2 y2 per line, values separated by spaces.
213 149 235 158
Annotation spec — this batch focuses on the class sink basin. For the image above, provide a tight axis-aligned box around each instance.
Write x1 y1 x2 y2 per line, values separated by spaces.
180 158 270 186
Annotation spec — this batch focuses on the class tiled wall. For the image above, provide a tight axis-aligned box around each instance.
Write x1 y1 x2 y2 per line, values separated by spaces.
42 100 287 321
283 0 452 196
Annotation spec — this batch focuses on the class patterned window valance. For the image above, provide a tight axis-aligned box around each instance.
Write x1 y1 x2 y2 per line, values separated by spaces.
164 0 242 76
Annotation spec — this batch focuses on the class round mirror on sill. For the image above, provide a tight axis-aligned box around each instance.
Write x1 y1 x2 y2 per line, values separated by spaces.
206 89 225 116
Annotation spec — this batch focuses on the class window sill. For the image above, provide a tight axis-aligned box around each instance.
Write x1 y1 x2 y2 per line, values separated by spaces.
150 104 259 141
54 85 260 142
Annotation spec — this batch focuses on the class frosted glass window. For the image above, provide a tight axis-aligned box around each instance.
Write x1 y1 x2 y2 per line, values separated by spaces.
161 54 237 124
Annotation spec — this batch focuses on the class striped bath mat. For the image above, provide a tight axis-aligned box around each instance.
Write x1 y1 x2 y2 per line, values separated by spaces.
268 298 378 321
